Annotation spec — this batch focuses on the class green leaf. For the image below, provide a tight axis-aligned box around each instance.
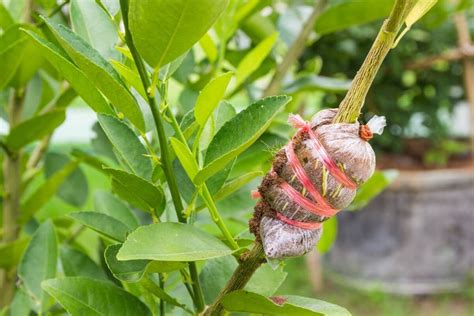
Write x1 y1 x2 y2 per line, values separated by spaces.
0 26 27 89
42 17 145 131
44 152 88 207
94 191 140 229
42 277 151 315
0 4 14 30
199 33 218 62
170 137 199 179
60 246 108 280
104 244 148 282
0 237 30 269
283 75 351 94
347 170 398 211
195 95 290 184
128 0 229 68
69 211 131 242
235 32 277 86
107 168 164 214
98 114 152 179
70 0 119 60
405 0 438 28
117 222 233 261
105 245 187 282
317 216 338 254
200 256 286 304
22 29 112 114
221 291 351 315
5 110 65 150
20 161 79 224
141 277 192 312
194 72 233 126
213 171 263 202
18 221 58 312
110 60 147 99
315 0 393 35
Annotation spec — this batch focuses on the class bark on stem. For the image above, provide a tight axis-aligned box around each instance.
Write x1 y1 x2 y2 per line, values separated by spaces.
205 1 417 314
0 91 25 308
333 0 416 123
263 0 328 97
204 242 264 316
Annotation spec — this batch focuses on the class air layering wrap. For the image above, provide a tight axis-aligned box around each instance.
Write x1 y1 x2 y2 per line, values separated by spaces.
249 109 386 259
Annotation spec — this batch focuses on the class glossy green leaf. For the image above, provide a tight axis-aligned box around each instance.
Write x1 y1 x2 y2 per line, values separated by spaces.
18 221 58 312
42 277 151 315
9 289 31 316
107 168 164 214
98 114 152 179
200 255 286 304
42 17 145 131
194 72 233 126
199 33 217 62
235 32 277 86
347 170 398 211
283 75 351 94
128 0 229 68
60 246 108 280
315 0 393 35
221 291 351 315
405 0 438 28
106 245 186 282
69 211 131 242
0 26 27 89
213 171 263 202
0 4 14 30
70 0 119 60
20 161 79 224
195 95 290 184
0 237 30 269
5 110 64 150
44 152 88 207
117 222 233 261
22 29 112 114
170 137 199 179
317 217 338 254
141 277 192 312
94 191 140 229
104 244 148 282
110 60 147 99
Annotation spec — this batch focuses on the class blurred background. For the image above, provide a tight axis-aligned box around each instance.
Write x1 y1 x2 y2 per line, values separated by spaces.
1 0 473 315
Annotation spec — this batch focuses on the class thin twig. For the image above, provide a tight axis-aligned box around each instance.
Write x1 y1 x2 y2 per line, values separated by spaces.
263 0 328 97
405 46 474 69
333 0 417 123
119 0 205 312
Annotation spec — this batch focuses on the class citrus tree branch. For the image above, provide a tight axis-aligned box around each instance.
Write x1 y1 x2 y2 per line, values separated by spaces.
333 0 416 123
205 1 418 314
204 242 265 316
119 0 205 312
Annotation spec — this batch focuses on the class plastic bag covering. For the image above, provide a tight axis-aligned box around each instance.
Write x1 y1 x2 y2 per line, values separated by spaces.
250 109 384 259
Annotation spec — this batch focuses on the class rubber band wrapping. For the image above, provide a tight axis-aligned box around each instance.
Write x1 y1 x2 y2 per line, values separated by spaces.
250 109 384 259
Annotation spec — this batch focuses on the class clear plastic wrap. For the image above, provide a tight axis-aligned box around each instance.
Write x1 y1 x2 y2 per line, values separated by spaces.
250 109 385 259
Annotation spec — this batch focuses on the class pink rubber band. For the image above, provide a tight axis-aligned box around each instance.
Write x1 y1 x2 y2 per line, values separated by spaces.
276 212 322 230
288 114 357 190
285 142 335 212
251 190 261 199
279 181 337 217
